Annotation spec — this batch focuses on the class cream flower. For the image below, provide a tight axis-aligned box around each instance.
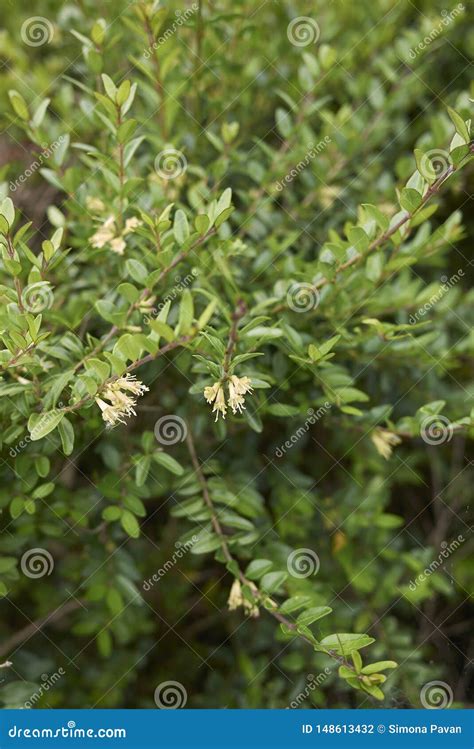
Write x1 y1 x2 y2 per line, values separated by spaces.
95 397 127 427
204 381 221 404
212 385 227 421
109 237 126 255
95 376 148 428
371 428 401 460
90 215 142 254
90 216 116 249
227 578 259 618
116 374 149 396
228 381 246 415
229 375 253 395
204 376 253 420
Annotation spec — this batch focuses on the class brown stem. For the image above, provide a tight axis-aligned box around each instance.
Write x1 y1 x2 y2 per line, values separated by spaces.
0 599 83 659
184 428 364 679
222 299 247 378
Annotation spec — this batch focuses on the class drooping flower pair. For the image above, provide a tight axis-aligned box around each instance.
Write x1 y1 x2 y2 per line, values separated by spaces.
95 374 149 427
204 375 253 421
90 215 142 255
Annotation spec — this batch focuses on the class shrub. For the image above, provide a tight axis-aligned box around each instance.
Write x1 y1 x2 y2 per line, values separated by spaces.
0 0 472 708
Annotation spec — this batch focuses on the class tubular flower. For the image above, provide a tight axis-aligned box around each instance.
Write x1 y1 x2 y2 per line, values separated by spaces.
229 375 253 396
371 428 402 459
95 376 149 428
203 376 254 419
203 381 227 421
227 578 259 618
90 216 142 255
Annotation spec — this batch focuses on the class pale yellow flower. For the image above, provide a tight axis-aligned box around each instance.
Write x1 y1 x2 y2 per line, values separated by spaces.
109 237 126 255
95 376 148 427
212 386 227 421
227 578 259 618
204 381 221 404
371 428 401 459
90 215 142 254
230 375 253 395
90 216 116 249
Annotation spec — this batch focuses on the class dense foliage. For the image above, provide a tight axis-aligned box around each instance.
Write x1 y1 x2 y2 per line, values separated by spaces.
0 0 472 709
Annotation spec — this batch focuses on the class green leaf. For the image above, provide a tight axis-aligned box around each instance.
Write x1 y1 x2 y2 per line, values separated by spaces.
177 289 194 335
245 559 274 580
28 410 64 441
191 530 222 554
121 509 140 538
153 452 184 476
296 606 332 626
320 633 375 655
173 209 190 245
260 571 288 593
58 417 75 455
361 661 397 674
8 90 29 120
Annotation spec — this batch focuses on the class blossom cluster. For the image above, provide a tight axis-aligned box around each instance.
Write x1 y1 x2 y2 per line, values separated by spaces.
95 374 149 427
204 375 253 421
